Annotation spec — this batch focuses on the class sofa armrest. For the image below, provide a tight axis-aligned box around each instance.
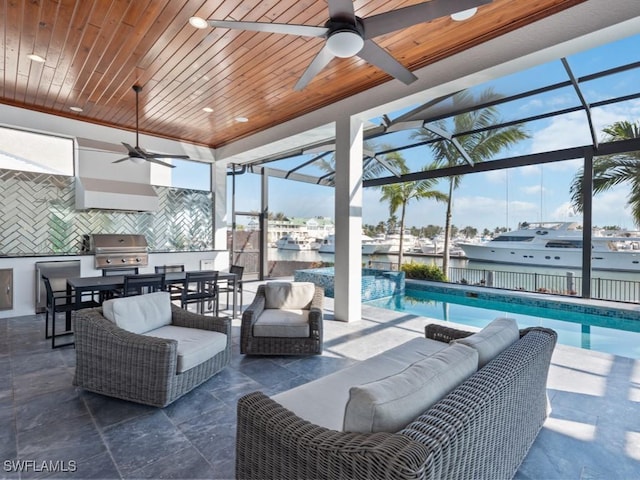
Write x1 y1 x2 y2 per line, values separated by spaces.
170 304 231 337
236 392 430 480
73 307 179 405
424 323 474 342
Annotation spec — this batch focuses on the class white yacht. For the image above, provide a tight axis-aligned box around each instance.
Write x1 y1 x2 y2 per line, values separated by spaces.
458 221 640 271
276 234 314 251
318 234 379 255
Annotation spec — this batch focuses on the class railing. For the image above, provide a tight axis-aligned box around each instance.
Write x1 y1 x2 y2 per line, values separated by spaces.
447 266 640 303
368 262 640 303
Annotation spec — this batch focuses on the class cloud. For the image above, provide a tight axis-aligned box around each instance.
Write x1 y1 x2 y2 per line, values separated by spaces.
521 184 544 195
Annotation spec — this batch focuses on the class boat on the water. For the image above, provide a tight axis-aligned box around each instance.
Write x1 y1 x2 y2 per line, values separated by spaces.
318 234 379 255
276 234 316 251
458 221 640 271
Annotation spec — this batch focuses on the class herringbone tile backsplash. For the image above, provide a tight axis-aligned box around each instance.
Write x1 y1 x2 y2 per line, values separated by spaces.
0 170 213 255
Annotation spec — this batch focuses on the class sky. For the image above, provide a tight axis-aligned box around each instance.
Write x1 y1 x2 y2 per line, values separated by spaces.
226 32 640 233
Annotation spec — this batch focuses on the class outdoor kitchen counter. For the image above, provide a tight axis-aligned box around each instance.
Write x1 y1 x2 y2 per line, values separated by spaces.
0 250 229 318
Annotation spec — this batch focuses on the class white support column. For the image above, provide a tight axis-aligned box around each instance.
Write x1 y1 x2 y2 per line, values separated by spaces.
212 161 228 254
333 116 363 322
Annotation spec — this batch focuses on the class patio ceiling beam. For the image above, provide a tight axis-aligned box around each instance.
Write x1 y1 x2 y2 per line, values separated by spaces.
561 57 598 150
284 151 332 178
247 164 331 186
387 60 640 125
373 90 640 159
422 123 474 167
363 137 640 187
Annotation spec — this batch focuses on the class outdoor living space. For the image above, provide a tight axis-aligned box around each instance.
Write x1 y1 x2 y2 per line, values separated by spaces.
1 281 638 479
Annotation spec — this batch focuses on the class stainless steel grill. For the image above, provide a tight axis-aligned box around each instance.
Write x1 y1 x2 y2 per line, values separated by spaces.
92 234 149 269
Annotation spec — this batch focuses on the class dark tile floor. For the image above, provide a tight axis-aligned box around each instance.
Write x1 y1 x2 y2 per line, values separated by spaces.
1 284 639 479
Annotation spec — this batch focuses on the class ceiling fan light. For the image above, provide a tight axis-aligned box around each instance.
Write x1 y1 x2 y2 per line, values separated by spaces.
189 16 209 29
450 8 478 21
130 157 145 165
326 30 364 58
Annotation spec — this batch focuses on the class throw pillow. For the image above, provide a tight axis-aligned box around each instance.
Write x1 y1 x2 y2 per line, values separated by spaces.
264 282 315 309
453 317 520 367
343 343 478 433
102 291 172 334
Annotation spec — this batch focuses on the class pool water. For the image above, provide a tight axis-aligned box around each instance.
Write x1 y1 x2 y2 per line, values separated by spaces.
365 290 640 359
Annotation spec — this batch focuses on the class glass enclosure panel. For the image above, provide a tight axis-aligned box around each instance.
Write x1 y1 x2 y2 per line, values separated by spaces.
0 126 73 175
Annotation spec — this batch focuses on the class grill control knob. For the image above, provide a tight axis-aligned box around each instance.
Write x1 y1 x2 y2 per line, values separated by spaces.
106 259 112 264
136 258 141 263
121 258 127 263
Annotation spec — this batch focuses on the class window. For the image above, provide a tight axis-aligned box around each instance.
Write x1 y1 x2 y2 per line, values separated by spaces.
0 126 73 175
151 158 211 191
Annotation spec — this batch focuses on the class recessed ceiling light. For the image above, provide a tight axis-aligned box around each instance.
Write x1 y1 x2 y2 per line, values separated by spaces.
69 106 83 112
235 116 249 123
203 107 214 113
189 16 209 29
450 8 478 21
27 54 45 63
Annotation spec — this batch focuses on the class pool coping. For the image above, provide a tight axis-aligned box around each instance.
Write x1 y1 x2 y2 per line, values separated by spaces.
405 279 640 322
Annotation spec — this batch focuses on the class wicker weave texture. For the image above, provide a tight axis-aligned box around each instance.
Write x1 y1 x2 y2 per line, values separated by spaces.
73 304 231 407
236 325 557 480
240 284 324 355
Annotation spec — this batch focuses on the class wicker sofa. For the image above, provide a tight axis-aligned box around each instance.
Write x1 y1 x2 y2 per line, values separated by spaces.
236 320 557 480
74 292 231 407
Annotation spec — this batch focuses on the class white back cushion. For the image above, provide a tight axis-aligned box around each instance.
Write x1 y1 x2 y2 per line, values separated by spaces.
102 291 172 334
264 282 315 310
453 317 520 367
343 343 478 433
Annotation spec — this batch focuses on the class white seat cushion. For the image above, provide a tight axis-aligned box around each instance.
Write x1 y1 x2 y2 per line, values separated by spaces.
144 325 227 373
253 309 310 337
453 317 520 367
343 343 478 433
264 282 315 310
102 291 172 334
272 337 449 431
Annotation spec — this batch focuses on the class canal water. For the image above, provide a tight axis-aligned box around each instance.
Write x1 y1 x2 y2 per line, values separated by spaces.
268 248 640 286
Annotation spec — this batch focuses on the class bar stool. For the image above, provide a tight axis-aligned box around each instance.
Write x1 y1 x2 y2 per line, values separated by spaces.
123 273 165 296
43 276 99 348
219 265 244 312
101 267 140 301
181 270 219 315
155 265 185 302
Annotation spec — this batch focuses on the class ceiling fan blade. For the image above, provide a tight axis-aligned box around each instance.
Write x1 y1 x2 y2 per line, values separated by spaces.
122 142 138 155
147 157 176 168
112 157 130 164
357 40 417 85
363 0 492 39
294 44 336 91
148 153 191 159
206 19 327 38
327 0 356 21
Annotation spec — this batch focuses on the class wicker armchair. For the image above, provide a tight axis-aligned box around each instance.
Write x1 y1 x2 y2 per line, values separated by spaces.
73 303 231 407
241 282 324 355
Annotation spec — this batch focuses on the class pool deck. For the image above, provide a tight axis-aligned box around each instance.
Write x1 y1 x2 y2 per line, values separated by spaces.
1 282 638 479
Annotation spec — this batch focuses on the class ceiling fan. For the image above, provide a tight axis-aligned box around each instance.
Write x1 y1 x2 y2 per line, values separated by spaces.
112 85 190 168
190 0 491 91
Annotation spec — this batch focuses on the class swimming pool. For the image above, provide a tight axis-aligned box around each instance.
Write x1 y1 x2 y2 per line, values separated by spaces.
365 289 640 359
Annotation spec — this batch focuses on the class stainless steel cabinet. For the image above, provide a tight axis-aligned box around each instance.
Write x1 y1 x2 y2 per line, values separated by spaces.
0 269 12 310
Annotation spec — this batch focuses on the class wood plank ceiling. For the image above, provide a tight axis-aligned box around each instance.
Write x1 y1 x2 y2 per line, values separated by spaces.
0 0 585 149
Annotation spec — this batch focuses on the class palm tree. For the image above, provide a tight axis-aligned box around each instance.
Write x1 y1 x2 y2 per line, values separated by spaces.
379 152 448 266
411 88 530 275
570 120 640 226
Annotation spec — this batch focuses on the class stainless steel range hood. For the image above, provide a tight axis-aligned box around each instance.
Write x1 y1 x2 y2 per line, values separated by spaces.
75 177 159 212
